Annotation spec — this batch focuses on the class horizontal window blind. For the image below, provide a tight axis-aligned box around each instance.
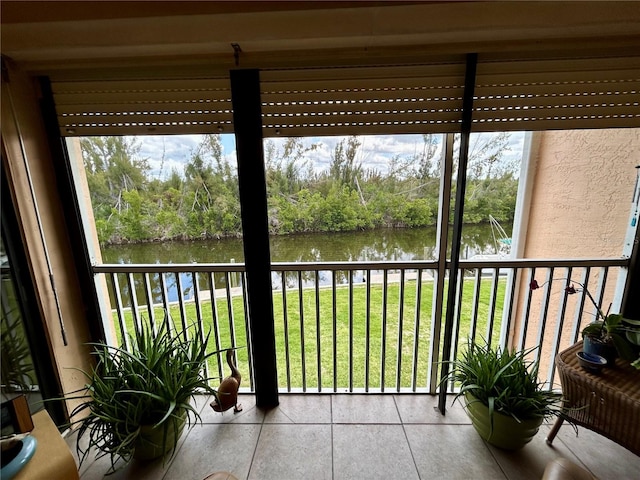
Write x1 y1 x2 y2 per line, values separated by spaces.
473 54 640 131
52 61 467 137
259 63 467 137
52 77 233 136
51 52 640 137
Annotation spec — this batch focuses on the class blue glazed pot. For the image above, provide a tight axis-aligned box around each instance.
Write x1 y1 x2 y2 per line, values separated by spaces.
0 435 37 480
583 336 617 365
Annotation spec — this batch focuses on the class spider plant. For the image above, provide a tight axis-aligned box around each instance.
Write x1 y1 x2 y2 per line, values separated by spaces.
446 340 563 423
1 308 36 394
63 318 221 473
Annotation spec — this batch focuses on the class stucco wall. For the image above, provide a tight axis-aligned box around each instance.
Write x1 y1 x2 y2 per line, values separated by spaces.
512 129 639 378
526 129 639 259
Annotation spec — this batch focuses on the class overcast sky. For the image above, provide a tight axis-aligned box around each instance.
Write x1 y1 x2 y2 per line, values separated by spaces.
136 132 525 180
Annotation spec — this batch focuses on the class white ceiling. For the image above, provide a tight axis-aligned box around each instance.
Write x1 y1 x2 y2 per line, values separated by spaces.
2 1 640 74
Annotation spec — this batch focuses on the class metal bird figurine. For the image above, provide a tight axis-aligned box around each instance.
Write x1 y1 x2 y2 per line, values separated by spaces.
210 349 242 413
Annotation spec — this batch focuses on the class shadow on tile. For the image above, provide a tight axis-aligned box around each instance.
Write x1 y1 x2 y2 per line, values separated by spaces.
554 424 640 480
405 424 507 480
488 424 587 480
199 394 264 424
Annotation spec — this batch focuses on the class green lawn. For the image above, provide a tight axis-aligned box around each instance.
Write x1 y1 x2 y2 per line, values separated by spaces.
111 276 506 391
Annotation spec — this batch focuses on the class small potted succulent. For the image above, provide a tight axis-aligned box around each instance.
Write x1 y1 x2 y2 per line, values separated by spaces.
443 339 563 450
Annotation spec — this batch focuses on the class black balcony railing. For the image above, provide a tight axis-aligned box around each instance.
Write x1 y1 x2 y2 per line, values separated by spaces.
93 257 628 395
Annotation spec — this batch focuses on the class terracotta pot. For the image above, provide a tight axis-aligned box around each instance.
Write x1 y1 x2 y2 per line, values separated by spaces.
464 392 544 450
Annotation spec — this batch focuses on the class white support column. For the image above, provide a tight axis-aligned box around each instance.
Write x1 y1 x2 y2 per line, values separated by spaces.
613 166 640 311
499 131 541 347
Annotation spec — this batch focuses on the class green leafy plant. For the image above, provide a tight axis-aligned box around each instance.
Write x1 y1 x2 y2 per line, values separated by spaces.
445 340 563 423
1 307 36 394
530 279 640 363
580 313 640 361
63 318 222 473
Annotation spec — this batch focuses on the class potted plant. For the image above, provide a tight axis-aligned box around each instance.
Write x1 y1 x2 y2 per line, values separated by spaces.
444 340 563 450
580 313 640 364
63 319 222 473
1 308 36 394
530 279 640 365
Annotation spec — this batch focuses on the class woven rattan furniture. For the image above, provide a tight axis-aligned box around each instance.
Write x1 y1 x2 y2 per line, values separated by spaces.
546 341 640 455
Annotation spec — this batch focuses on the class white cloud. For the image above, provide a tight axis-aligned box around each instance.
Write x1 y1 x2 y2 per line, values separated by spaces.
131 131 526 179
263 134 438 175
136 134 203 179
357 134 430 173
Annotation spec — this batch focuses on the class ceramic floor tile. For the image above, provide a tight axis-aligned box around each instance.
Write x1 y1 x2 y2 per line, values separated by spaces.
405 424 507 480
394 394 471 424
101 458 171 480
487 424 586 480
248 424 332 480
67 426 127 479
69 394 634 480
264 394 332 423
333 424 419 480
191 394 214 415
331 395 401 423
164 423 261 480
199 394 264 424
78 421 196 479
78 447 174 480
554 424 640 480
78 455 133 480
63 429 86 474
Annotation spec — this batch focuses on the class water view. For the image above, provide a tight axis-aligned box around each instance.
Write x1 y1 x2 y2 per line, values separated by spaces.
101 224 508 304
85 132 519 303
101 224 506 265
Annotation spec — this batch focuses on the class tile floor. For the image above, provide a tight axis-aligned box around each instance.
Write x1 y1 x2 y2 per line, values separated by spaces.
65 394 640 480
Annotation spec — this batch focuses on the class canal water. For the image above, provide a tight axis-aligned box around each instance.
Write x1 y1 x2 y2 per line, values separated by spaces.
101 224 509 303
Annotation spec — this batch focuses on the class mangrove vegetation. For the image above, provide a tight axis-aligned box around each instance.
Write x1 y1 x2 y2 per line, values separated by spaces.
81 133 519 246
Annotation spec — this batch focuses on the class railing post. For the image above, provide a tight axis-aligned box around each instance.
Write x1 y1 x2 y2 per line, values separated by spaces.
230 69 279 408
438 53 478 414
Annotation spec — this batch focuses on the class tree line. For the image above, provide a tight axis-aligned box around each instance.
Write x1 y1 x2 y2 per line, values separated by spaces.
80 133 519 245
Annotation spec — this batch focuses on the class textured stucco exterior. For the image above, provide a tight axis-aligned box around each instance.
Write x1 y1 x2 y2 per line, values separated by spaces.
526 129 639 259
512 129 639 376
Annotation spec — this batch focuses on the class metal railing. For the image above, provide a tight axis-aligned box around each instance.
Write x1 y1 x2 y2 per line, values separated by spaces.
93 257 629 394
